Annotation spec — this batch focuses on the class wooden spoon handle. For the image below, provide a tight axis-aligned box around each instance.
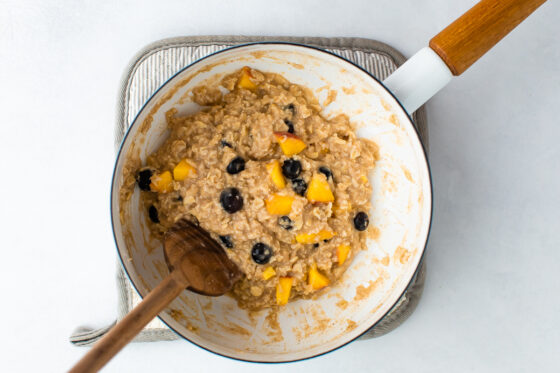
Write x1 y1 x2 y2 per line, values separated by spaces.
429 0 546 75
69 269 188 373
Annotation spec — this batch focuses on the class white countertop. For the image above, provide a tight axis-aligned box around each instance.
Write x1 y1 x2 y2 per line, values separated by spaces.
1 0 559 371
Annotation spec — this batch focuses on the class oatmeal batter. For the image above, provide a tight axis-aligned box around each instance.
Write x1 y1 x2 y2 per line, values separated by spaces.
131 67 377 309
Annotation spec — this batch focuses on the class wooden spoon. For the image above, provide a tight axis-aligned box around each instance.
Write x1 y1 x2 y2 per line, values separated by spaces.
69 219 241 373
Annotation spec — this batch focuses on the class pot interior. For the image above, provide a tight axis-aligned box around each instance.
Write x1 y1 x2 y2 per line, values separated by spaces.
111 43 431 362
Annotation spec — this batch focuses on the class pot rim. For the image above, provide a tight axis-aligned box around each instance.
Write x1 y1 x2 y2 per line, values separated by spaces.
110 41 433 363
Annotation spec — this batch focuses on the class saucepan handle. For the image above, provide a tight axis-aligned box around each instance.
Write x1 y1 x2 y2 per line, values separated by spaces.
69 270 189 373
383 0 547 114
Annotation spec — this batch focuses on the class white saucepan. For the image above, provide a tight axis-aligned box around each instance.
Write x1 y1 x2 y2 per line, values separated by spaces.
109 0 545 363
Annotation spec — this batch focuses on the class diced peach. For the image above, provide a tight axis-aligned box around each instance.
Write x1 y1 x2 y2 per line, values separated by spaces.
295 230 336 244
273 132 306 156
359 175 369 184
149 171 173 193
276 277 293 305
306 174 334 203
262 266 276 280
237 66 257 90
265 194 294 215
173 159 196 181
318 230 336 241
266 160 286 189
308 263 330 290
336 244 351 266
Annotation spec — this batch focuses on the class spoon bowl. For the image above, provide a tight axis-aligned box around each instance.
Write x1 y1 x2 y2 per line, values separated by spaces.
164 219 242 296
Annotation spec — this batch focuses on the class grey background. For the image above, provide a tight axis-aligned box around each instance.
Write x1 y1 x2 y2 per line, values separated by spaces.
0 0 558 372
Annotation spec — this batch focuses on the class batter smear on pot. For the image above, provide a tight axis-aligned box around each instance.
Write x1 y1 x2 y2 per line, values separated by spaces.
135 67 377 310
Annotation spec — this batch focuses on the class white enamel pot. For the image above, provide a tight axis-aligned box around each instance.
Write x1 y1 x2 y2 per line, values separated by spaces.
109 0 545 363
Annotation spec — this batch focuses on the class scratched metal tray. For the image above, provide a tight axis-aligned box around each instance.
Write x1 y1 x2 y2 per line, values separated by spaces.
70 35 428 346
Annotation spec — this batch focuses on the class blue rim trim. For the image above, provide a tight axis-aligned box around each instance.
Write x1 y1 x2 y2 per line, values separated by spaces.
110 41 433 364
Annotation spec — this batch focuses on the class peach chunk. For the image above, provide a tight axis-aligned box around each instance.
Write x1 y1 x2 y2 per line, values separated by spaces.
266 160 286 189
295 230 336 244
276 277 293 305
149 171 173 193
308 263 330 290
265 194 294 215
237 66 257 90
336 244 351 266
173 159 196 181
306 174 334 203
273 132 306 156
262 267 276 280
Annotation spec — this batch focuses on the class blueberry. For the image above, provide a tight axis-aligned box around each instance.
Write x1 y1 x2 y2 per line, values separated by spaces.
226 156 245 174
219 235 234 249
353 211 369 231
283 119 295 134
278 215 293 230
282 159 301 179
291 178 307 196
137 169 153 191
284 103 295 115
148 205 159 223
251 243 273 264
318 166 333 180
220 140 233 148
220 187 243 213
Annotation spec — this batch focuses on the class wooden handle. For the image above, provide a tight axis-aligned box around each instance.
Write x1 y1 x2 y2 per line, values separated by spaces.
69 270 188 373
429 0 546 75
